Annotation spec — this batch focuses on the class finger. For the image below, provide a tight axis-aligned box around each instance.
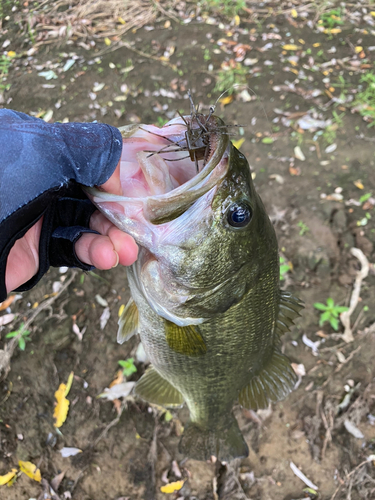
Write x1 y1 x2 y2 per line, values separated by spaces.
75 233 119 270
99 161 122 195
89 211 139 265
89 210 119 235
107 226 138 266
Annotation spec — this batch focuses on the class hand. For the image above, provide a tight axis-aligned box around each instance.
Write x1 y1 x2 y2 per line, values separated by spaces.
5 164 138 295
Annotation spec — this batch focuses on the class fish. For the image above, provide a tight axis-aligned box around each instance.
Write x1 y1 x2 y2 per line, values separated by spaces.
85 112 303 462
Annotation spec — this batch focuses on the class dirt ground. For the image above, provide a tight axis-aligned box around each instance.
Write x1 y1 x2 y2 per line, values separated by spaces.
1 2 375 499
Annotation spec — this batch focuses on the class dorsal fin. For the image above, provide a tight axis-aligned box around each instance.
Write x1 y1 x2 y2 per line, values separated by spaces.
135 367 184 408
238 347 297 410
117 298 139 345
275 290 304 336
165 320 207 357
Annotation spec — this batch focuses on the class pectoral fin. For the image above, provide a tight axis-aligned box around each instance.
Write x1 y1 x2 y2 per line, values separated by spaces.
275 290 304 335
165 320 207 357
239 348 297 410
117 298 139 345
135 367 184 408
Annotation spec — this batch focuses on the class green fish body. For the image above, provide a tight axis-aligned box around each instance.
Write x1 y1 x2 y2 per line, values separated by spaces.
86 115 303 461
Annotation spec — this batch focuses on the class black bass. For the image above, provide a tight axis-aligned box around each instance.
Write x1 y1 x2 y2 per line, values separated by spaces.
86 113 303 461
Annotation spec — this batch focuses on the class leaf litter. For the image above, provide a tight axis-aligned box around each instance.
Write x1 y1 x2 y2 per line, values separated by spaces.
2 2 375 500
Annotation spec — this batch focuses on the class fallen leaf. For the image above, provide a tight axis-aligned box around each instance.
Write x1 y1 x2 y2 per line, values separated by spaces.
344 420 364 439
291 9 298 18
355 46 363 53
51 470 65 491
60 447 82 458
262 137 274 144
232 138 245 149
354 180 364 190
118 304 125 317
104 37 111 46
294 146 305 161
18 461 41 482
109 369 124 388
282 44 300 51
160 480 185 494
0 295 15 311
53 372 74 428
219 95 233 106
0 468 17 486
0 313 15 326
98 381 135 401
100 307 110 330
289 166 301 176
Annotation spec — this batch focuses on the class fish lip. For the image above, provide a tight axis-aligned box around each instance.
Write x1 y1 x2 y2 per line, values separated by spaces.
85 115 230 215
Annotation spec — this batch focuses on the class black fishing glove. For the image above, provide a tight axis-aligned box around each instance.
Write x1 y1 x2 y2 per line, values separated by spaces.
0 109 122 302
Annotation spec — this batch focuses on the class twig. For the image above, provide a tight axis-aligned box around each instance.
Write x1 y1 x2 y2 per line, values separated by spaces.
340 248 369 343
93 403 124 447
0 271 77 380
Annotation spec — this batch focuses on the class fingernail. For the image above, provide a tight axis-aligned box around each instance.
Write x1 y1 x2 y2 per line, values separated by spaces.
112 251 119 268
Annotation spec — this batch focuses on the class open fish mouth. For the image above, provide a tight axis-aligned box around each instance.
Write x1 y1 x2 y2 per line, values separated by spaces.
85 114 230 227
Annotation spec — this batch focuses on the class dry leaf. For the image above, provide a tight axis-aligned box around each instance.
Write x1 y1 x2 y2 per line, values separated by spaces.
232 138 245 149
219 95 234 106
289 166 301 176
109 369 124 388
98 382 135 401
0 313 15 326
354 180 364 190
160 480 185 494
0 295 15 311
18 461 41 482
60 447 82 458
0 468 17 486
53 372 74 428
282 44 300 51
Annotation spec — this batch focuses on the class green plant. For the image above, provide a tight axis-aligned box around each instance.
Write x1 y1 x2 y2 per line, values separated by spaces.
0 53 13 91
118 358 137 377
318 8 344 30
354 72 375 127
214 63 248 95
280 256 292 281
6 323 31 351
156 116 168 127
200 0 245 18
297 221 309 236
314 298 348 331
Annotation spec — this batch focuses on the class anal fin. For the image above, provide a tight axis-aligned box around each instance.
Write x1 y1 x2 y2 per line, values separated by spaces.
165 320 207 357
239 348 298 410
135 367 184 408
117 298 139 345
275 290 304 336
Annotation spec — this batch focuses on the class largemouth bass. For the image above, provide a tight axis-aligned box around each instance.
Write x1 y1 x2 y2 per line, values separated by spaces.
86 113 303 461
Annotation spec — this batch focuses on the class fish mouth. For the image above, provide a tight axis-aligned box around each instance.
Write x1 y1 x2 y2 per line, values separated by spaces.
85 114 230 228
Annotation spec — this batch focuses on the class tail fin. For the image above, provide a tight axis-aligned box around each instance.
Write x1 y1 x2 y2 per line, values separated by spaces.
178 415 248 462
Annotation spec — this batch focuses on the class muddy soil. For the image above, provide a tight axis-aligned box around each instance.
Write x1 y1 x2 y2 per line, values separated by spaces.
1 8 375 500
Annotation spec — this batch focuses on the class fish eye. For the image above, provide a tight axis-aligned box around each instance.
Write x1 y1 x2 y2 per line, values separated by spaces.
227 202 252 228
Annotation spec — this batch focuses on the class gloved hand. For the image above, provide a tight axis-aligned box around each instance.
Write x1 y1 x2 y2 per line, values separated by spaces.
0 109 138 301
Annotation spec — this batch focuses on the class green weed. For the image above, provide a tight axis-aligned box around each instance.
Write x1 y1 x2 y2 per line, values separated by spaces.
318 8 344 30
314 298 348 331
280 256 292 281
118 358 137 378
297 221 309 236
6 323 31 351
156 116 169 127
214 63 248 95
354 72 375 127
0 53 14 92
199 0 245 18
